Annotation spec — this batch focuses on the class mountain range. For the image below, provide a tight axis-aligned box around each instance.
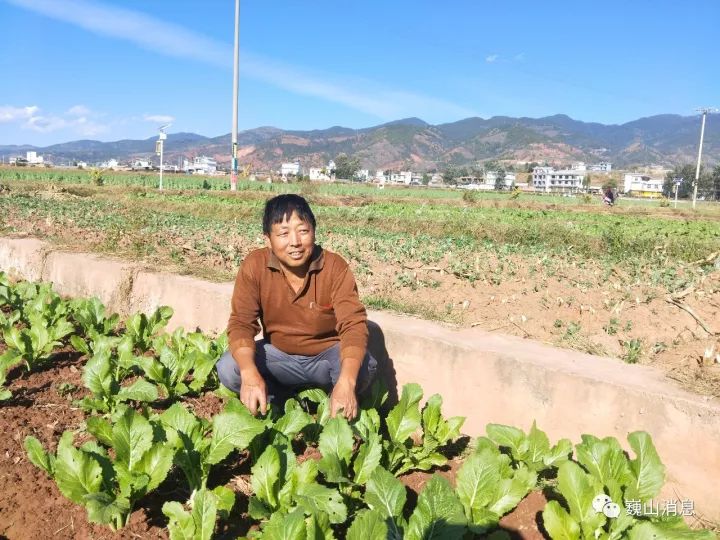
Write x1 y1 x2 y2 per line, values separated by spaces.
2 114 718 172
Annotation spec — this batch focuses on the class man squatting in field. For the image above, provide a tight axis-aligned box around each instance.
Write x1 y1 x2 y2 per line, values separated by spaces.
216 194 377 420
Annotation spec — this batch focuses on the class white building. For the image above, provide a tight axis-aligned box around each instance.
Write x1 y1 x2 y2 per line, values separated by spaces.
355 169 370 182
485 171 516 189
623 173 664 197
389 171 413 184
183 156 217 175
280 161 301 178
26 151 44 165
532 166 586 193
571 162 587 171
589 162 612 172
309 167 332 181
99 159 119 170
132 159 153 171
428 174 444 187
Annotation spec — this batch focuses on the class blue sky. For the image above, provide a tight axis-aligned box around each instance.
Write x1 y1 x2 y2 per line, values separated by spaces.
1 0 718 145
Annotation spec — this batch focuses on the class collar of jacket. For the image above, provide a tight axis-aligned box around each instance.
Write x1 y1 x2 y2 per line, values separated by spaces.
266 245 325 273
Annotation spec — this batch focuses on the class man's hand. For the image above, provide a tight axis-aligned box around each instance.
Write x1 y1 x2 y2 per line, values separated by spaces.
240 368 267 416
330 376 358 420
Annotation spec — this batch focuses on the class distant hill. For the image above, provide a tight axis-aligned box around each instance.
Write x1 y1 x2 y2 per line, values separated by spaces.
1 114 718 172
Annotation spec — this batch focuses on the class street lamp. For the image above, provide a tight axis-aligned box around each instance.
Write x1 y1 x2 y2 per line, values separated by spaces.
157 123 171 190
692 107 717 209
673 177 683 209
230 0 240 191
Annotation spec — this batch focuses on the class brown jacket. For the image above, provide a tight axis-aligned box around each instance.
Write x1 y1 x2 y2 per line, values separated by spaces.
227 246 368 361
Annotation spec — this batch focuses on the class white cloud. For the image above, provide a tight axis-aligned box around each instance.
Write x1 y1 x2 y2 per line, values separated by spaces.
7 0 475 121
0 105 40 123
485 54 499 63
67 105 91 116
143 114 175 124
0 103 109 136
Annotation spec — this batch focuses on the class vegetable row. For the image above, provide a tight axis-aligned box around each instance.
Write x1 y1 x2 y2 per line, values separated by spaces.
1 273 716 539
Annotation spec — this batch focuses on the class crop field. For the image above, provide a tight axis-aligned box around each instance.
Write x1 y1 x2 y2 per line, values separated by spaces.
1 168 719 398
0 274 718 538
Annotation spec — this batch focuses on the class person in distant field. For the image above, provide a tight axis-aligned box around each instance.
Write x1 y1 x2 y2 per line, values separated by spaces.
603 186 616 206
215 194 377 420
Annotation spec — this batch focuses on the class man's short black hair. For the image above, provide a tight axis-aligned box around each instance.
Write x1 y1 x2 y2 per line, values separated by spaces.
263 194 316 235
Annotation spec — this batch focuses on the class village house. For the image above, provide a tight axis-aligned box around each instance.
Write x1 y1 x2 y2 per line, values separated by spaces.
532 166 586 193
623 173 664 198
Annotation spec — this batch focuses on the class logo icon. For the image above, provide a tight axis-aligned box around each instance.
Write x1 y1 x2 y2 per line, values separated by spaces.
592 494 621 518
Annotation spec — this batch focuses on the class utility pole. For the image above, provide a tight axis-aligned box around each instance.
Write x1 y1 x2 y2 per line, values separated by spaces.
230 0 240 191
157 124 171 190
692 107 717 209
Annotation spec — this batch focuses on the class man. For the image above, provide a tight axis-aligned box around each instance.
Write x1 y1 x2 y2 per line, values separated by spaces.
603 186 615 206
216 194 377 420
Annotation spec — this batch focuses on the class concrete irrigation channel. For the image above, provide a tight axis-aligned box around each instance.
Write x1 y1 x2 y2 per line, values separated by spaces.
2 236 719 524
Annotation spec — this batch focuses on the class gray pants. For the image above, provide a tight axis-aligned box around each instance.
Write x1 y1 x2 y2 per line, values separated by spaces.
216 340 378 403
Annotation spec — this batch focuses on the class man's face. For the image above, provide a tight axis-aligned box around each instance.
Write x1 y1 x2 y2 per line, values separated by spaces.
265 211 316 273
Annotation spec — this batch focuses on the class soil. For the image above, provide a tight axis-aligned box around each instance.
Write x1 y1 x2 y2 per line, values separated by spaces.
0 351 251 540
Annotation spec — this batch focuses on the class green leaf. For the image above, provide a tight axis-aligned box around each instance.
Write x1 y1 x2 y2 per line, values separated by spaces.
82 349 116 400
456 451 501 526
406 475 467 540
274 402 313 439
86 416 114 447
575 434 632 502
486 424 525 457
112 408 153 471
346 509 389 540
84 492 130 527
163 500 196 540
318 415 354 482
628 520 717 540
261 509 307 540
543 438 573 468
295 482 347 524
296 387 328 404
251 445 281 509
117 379 159 404
135 443 174 491
70 334 90 355
352 408 381 441
523 421 550 466
421 394 464 450
248 496 272 520
305 512 334 540
24 436 55 474
556 461 606 534
160 403 202 441
626 431 665 502
353 434 383 485
190 488 217 540
212 485 236 520
365 466 406 520
386 383 423 444
53 431 104 505
489 466 537 517
542 500 581 540
207 404 266 464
